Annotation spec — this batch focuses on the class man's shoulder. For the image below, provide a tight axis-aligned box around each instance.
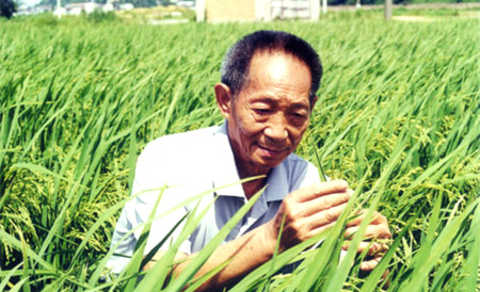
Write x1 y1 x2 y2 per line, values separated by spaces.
148 126 218 148
131 125 223 195
141 126 220 157
283 152 313 168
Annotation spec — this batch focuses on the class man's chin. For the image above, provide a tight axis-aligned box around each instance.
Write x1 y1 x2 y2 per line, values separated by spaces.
255 156 286 170
256 145 289 160
243 151 289 176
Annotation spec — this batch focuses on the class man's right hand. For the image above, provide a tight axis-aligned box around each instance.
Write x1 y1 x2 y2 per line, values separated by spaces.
265 180 352 251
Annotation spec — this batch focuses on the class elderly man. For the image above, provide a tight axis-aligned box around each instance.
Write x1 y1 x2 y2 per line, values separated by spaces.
107 30 391 290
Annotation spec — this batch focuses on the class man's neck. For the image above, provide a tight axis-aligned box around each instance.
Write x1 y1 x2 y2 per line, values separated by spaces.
236 163 270 200
242 177 267 200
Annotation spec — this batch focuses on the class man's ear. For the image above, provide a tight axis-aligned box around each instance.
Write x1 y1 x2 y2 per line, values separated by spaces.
215 83 233 119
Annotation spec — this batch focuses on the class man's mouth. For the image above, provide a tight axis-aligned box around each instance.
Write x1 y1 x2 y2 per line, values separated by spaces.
257 144 287 158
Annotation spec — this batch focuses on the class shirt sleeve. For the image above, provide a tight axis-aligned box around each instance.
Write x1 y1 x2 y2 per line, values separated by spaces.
105 199 136 274
106 140 191 274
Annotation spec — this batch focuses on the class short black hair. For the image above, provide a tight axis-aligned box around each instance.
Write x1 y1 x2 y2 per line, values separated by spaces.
221 30 322 106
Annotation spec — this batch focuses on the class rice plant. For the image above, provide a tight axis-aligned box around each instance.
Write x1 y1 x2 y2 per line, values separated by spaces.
0 11 479 291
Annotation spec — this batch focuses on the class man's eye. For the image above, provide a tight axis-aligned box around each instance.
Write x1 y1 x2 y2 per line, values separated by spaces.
253 108 271 115
292 113 307 119
289 113 308 125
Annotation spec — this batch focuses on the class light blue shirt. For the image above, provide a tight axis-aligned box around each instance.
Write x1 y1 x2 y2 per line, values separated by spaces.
107 123 321 273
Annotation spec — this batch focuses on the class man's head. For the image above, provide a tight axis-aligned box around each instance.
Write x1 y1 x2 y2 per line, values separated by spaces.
220 30 322 106
215 30 322 178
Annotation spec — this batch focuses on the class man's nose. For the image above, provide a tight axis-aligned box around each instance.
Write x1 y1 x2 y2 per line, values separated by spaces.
264 115 288 141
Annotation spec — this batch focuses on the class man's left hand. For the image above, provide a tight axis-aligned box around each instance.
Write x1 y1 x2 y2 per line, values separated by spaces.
343 211 391 271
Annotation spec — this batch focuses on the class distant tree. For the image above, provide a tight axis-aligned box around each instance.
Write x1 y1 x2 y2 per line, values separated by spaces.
130 0 156 7
0 0 16 18
159 0 173 5
114 0 154 7
38 0 56 8
37 0 49 7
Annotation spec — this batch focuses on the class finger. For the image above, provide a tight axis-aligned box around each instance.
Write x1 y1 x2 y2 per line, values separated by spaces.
347 210 388 227
295 180 349 202
342 241 388 256
344 225 391 239
306 202 348 229
344 224 391 240
306 221 336 239
346 210 365 227
370 212 389 226
359 256 382 271
300 189 352 217
382 269 390 280
381 269 391 289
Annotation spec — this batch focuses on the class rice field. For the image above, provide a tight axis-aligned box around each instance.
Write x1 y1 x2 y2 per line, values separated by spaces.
0 10 479 291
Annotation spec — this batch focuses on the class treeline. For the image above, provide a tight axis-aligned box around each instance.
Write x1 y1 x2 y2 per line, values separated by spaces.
331 0 479 4
37 0 172 8
34 0 480 9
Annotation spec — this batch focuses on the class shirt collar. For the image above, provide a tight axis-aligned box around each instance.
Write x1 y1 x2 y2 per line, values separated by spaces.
211 121 289 202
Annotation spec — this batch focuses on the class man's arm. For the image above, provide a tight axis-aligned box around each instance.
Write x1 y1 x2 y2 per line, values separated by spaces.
147 221 277 291
145 180 358 291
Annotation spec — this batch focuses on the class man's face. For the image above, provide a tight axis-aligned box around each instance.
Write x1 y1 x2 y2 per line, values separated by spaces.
223 51 314 177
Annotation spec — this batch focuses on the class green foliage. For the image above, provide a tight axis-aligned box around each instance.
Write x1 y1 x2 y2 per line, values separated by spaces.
27 13 59 25
0 9 479 291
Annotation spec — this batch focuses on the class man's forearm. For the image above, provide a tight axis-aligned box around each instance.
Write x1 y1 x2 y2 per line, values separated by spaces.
151 223 276 291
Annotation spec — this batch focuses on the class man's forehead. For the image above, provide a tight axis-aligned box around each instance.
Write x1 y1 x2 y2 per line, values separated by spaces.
246 49 310 79
245 50 310 85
